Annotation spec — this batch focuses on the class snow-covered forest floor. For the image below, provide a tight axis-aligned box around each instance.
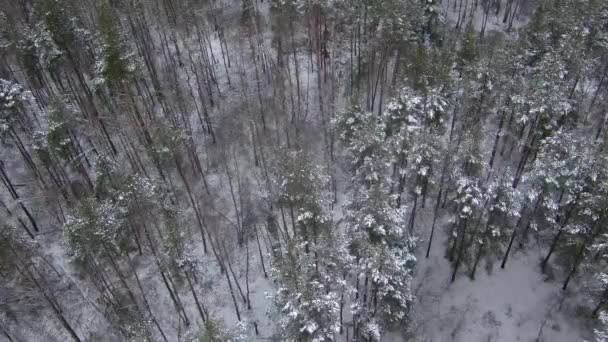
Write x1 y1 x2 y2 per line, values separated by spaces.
1 0 608 341
411 207 592 341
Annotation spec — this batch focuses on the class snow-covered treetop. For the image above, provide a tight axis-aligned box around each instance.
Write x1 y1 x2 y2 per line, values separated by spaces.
24 22 64 71
595 310 608 342
64 161 173 260
452 176 485 220
0 215 34 266
486 171 523 221
271 149 333 239
63 197 127 259
94 1 137 89
33 0 82 52
358 0 427 43
186 317 249 342
151 125 191 167
333 106 389 186
0 79 29 126
384 85 449 137
32 96 82 161
271 0 346 16
526 132 608 236
344 184 409 245
530 132 599 195
270 239 343 342
406 133 443 194
355 240 416 326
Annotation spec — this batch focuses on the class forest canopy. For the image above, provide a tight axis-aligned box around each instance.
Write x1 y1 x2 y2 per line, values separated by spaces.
1 0 608 341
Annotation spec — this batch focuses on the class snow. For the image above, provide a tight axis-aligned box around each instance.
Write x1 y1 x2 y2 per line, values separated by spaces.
410 202 591 342
1 0 602 341
442 0 531 34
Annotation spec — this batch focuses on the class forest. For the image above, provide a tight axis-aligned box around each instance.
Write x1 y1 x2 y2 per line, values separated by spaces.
0 0 608 341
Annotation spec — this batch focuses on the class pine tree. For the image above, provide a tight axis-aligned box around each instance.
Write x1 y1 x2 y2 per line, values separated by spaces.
188 317 248 342
594 310 608 342
343 170 415 338
95 0 135 90
271 239 343 341
333 105 388 187
1 219 84 341
470 171 522 279
528 133 599 273
271 149 331 242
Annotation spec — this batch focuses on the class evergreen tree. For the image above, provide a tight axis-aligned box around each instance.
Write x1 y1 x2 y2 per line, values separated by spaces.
333 105 388 187
270 238 344 341
95 0 135 89
188 317 248 342
271 149 331 241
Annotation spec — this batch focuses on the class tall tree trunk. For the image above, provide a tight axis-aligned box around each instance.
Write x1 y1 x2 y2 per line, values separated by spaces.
185 269 207 322
124 252 169 342
254 224 269 278
451 218 468 282
541 198 578 273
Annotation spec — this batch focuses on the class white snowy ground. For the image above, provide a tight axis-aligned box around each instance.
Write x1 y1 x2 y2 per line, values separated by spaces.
442 0 531 33
410 204 591 342
8 1 595 341
135 0 593 340
188 174 593 342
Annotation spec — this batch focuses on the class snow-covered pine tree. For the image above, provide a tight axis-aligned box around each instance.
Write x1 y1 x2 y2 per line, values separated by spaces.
268 147 349 341
333 105 388 188
334 100 417 339
271 148 331 243
469 171 522 279
1 214 86 341
94 0 135 90
444 94 487 282
587 205 608 318
446 174 485 282
344 183 416 340
62 170 175 340
270 238 342 341
559 139 608 289
528 133 599 273
183 314 248 342
32 96 93 195
594 310 608 342
382 84 448 209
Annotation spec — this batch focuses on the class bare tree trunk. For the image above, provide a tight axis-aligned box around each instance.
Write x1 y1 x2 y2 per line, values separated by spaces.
451 219 468 282
254 224 269 278
426 186 443 258
185 269 208 322
124 252 170 342
10 247 82 342
542 198 578 273
245 242 252 309
222 242 248 305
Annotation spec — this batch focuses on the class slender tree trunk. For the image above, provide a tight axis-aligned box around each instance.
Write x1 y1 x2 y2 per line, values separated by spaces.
489 110 506 169
471 219 492 279
593 289 608 316
245 242 252 309
426 186 443 258
254 224 268 278
185 269 207 322
562 242 586 290
451 218 468 282
20 266 82 341
408 193 418 233
125 252 169 342
0 324 14 342
501 227 518 269
542 199 578 273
